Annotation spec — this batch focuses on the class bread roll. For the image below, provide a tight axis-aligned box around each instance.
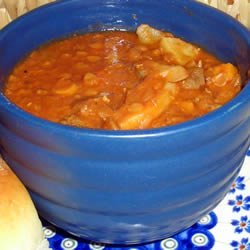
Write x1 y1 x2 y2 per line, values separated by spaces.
0 157 50 250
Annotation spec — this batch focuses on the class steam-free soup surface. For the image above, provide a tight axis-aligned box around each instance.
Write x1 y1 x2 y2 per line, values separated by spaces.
4 25 241 130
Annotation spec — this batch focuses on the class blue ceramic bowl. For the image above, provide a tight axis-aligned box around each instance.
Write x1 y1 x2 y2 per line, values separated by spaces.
0 0 249 245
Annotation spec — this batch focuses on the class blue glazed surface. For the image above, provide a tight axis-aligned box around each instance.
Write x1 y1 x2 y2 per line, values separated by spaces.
0 0 250 245
42 151 250 249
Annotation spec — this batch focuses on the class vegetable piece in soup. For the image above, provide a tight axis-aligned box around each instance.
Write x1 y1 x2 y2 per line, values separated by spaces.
4 24 242 130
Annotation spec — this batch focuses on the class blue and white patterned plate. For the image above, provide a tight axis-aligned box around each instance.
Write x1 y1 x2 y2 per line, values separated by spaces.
42 148 250 250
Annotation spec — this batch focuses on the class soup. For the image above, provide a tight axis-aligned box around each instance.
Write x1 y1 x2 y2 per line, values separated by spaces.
4 25 241 130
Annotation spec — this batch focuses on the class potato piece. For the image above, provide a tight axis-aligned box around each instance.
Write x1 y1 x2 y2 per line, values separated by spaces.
206 63 240 87
112 76 178 129
136 61 189 82
136 24 164 45
160 37 199 65
205 63 241 104
158 65 189 82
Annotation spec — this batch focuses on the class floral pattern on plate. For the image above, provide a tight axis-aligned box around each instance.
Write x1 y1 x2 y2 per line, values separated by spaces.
42 148 250 250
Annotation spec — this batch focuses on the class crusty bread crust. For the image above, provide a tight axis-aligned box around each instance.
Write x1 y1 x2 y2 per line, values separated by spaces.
0 157 49 250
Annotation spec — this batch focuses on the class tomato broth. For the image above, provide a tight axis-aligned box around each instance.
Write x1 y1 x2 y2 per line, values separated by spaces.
4 25 241 130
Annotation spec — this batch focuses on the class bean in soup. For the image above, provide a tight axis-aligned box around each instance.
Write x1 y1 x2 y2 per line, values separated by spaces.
4 25 242 130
